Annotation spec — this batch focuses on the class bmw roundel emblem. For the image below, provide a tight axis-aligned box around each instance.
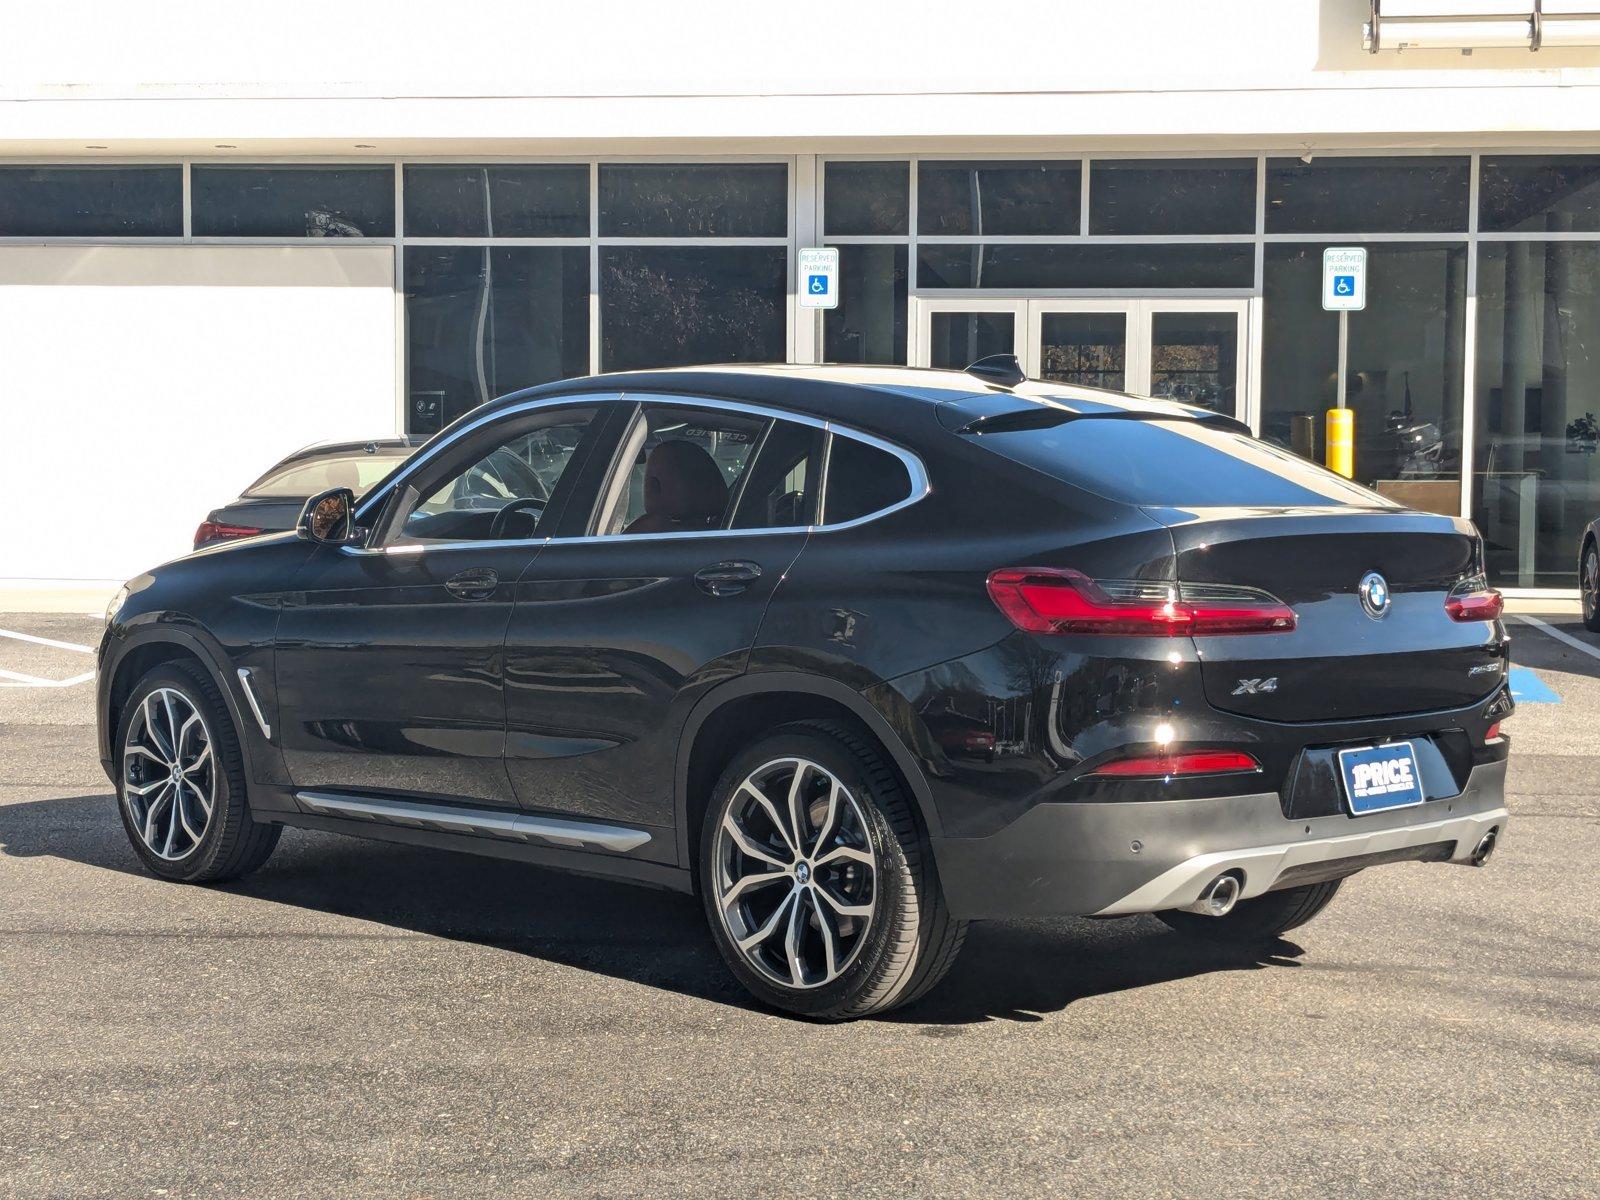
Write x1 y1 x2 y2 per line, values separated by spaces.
1358 571 1391 619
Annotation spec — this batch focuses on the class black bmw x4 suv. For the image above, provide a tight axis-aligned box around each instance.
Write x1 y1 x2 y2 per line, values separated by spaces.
97 364 1512 1019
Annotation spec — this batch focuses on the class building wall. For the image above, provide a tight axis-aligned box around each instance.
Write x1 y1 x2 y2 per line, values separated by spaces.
5 0 1600 154
0 245 396 581
1 1 1599 590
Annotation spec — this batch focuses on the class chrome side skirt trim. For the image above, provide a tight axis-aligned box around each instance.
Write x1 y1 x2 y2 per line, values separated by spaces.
236 668 272 739
294 790 652 853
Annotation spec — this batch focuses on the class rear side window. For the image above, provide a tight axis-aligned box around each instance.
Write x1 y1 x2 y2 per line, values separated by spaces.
731 419 826 529
595 405 768 536
974 418 1387 509
824 436 914 524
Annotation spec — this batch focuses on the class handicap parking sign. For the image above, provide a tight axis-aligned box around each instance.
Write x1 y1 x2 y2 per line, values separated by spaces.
1322 247 1367 311
798 247 839 310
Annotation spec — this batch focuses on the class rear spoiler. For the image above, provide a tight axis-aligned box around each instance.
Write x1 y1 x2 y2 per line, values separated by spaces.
956 406 1252 437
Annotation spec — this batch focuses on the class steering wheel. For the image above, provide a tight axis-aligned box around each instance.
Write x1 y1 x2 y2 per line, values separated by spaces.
488 496 547 540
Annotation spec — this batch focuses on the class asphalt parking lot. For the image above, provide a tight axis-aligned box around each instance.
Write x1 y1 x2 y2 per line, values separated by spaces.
2 613 1597 1199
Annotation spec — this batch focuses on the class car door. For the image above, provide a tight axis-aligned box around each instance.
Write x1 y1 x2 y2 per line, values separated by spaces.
273 398 617 805
501 396 825 856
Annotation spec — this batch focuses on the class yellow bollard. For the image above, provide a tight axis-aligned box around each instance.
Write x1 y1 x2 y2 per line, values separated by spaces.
1325 408 1354 478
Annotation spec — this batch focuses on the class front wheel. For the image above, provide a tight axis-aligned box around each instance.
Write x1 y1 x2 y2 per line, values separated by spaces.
115 662 280 883
1155 879 1342 945
1582 541 1600 632
699 721 965 1020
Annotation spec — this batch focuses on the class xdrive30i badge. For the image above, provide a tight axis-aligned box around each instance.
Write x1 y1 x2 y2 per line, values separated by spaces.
1232 677 1278 695
1358 571 1391 619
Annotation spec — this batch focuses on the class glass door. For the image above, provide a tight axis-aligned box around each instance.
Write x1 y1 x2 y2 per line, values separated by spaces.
916 299 1025 371
1029 303 1133 392
1027 299 1249 419
1142 301 1248 418
916 297 1250 421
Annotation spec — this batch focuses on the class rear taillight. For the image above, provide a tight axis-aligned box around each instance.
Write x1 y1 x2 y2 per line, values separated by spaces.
986 568 1296 637
1485 721 1502 743
194 521 262 549
1085 750 1261 779
1446 581 1504 622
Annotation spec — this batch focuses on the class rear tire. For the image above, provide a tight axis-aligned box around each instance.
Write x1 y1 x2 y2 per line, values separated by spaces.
698 720 965 1020
114 662 280 884
1582 541 1600 632
1155 879 1342 945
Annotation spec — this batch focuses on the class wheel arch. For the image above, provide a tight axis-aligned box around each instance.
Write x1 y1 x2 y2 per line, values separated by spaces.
675 671 941 876
100 626 258 785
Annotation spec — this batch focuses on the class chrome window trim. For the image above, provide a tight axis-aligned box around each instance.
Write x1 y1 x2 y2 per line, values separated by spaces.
351 388 930 554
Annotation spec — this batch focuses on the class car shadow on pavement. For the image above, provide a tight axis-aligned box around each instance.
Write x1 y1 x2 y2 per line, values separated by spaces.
1 791 1304 1026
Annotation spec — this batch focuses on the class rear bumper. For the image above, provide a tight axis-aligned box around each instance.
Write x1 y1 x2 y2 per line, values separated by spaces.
931 758 1507 920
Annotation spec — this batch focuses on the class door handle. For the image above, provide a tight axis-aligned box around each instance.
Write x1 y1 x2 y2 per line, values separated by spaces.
445 567 499 600
693 560 763 597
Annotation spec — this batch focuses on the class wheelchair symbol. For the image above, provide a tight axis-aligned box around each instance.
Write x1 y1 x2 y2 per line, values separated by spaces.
807 274 829 295
1333 274 1355 296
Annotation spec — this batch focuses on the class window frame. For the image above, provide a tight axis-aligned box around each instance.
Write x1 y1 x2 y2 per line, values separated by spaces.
508 392 931 544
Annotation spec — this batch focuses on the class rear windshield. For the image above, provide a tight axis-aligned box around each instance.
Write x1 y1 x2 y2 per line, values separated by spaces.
247 451 410 498
974 418 1387 509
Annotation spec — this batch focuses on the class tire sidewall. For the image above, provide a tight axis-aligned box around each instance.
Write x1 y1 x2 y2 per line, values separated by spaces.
1584 544 1599 627
698 727 915 1019
114 664 243 882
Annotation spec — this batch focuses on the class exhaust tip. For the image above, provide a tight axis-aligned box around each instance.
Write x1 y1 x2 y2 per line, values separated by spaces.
1470 827 1499 867
1181 872 1243 917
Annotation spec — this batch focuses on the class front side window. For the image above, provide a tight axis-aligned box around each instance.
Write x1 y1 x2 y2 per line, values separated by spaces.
397 408 595 543
595 406 768 536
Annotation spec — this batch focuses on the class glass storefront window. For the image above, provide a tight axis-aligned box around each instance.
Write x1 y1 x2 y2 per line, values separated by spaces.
0 166 182 236
600 246 786 371
404 246 589 433
403 165 589 237
1261 243 1466 512
598 164 787 237
917 243 1254 289
1089 158 1256 235
191 165 395 238
1480 156 1600 234
1473 242 1600 587
823 161 909 236
1265 157 1469 234
917 160 1081 236
823 244 907 364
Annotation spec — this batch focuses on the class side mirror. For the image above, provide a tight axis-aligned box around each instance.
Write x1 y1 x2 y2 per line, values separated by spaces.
296 487 360 545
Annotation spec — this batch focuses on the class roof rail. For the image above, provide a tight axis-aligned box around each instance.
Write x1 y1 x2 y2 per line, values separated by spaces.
964 354 1026 388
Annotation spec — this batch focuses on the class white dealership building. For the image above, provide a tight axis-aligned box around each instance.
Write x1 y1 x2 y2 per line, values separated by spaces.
4 0 1600 596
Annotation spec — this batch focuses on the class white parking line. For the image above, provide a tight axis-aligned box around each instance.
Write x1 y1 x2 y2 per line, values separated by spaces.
0 626 95 654
1515 614 1600 664
0 667 95 688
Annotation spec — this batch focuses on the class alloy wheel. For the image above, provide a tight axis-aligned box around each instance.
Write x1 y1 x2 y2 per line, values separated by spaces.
712 757 877 990
1585 548 1598 620
122 687 216 861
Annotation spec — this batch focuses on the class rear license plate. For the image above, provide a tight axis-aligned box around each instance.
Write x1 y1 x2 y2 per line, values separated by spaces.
1337 741 1425 815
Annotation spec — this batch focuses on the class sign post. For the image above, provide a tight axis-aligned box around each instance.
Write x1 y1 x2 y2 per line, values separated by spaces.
1321 247 1367 478
798 247 839 311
